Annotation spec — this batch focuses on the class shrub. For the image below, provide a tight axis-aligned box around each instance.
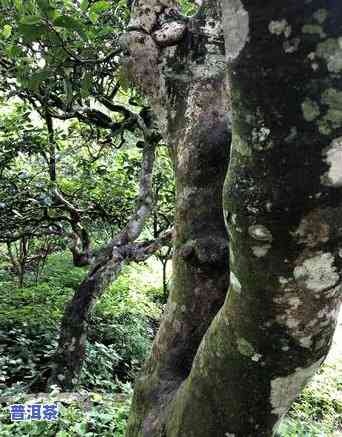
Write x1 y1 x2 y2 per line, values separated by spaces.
0 388 132 437
0 254 163 394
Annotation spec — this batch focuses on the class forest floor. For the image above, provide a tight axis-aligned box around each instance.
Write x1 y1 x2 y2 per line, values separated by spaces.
0 254 341 436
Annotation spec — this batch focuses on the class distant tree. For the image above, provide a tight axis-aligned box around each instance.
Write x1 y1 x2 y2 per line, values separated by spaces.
0 0 175 390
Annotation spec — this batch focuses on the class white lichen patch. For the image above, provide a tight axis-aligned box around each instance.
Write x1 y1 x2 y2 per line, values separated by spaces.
293 252 339 292
68 337 76 352
153 22 186 45
283 37 300 54
248 225 273 242
269 19 292 38
164 300 177 322
288 296 301 309
252 126 270 142
237 338 263 363
284 317 300 329
319 88 342 135
285 126 298 143
266 201 272 212
270 358 324 417
302 24 325 38
230 271 242 293
173 319 182 333
252 126 273 150
301 98 320 122
299 335 313 348
274 276 338 349
321 137 342 187
313 9 328 24
221 0 249 62
200 19 222 41
316 38 342 73
252 244 271 257
292 210 329 247
247 205 258 214
251 353 262 362
80 333 87 346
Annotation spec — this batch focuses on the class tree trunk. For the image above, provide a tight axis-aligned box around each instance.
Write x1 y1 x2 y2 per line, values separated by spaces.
7 239 27 287
161 254 169 302
124 0 231 434
126 0 342 436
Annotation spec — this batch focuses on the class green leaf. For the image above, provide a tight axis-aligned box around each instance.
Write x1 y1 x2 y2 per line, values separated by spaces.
20 15 42 25
20 78 39 92
89 1 111 15
89 11 98 24
53 15 82 31
2 25 12 39
74 422 88 434
53 15 87 39
17 24 47 42
37 0 58 20
80 0 89 11
31 70 50 82
6 45 24 58
14 0 23 10
37 0 51 12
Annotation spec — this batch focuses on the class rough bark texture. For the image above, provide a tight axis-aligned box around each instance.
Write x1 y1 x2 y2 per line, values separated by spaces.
125 0 231 435
126 0 342 436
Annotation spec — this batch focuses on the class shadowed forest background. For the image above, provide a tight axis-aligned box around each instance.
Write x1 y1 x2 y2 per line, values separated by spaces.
0 0 341 436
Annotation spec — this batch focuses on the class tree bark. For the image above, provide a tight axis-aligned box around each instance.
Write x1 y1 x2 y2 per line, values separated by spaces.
124 0 231 434
126 0 342 436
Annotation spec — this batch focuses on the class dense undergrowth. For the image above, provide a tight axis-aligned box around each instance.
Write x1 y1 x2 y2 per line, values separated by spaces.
0 252 340 436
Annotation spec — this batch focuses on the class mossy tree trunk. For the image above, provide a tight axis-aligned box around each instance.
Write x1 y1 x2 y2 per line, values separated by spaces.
124 0 231 434
125 0 342 436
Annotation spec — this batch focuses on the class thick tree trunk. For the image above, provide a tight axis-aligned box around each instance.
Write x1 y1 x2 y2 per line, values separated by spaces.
126 0 342 436
125 0 231 434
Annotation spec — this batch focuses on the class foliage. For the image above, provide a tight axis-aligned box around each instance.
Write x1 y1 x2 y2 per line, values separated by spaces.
0 253 82 394
279 362 342 436
0 360 340 436
0 250 341 435
0 0 128 104
0 0 173 267
0 101 141 243
0 389 132 436
94 262 163 320
0 252 163 394
83 261 163 389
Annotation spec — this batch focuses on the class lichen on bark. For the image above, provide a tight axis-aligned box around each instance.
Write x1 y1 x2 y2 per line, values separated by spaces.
125 1 342 436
